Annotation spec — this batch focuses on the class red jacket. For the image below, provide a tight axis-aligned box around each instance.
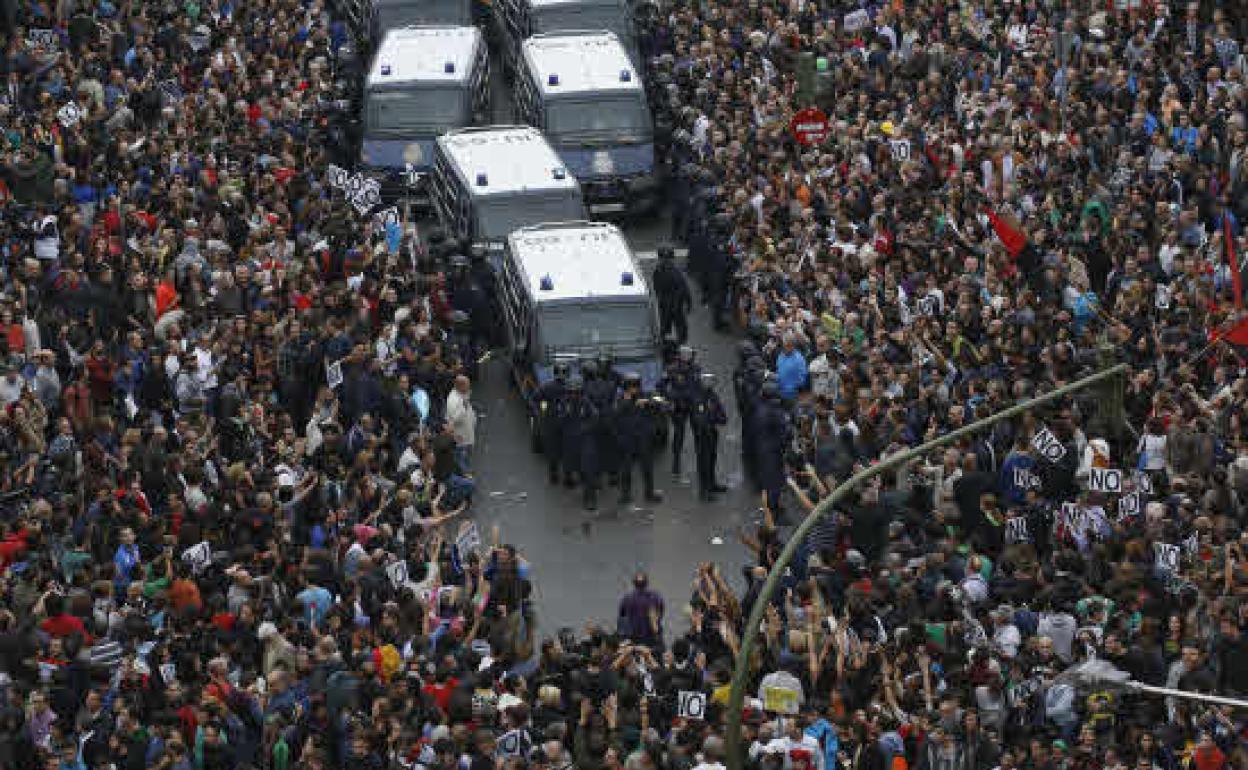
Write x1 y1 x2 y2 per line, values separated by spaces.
39 613 92 643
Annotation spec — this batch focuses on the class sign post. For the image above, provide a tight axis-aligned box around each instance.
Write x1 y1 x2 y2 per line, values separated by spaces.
790 107 830 147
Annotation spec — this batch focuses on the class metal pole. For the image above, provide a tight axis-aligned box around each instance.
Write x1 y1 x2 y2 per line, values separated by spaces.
725 364 1130 770
1128 682 1248 711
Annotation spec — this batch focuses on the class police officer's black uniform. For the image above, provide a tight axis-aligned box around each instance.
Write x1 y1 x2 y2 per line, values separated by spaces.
734 347 765 484
558 377 601 510
532 363 569 483
613 374 663 505
584 359 619 485
660 346 701 476
652 246 692 344
750 380 791 511
691 373 728 501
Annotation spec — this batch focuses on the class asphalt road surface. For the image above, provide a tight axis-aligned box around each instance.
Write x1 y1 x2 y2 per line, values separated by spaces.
442 51 755 639
467 225 756 639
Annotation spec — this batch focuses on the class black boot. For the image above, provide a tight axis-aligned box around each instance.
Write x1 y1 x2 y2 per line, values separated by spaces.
644 490 663 503
584 488 598 511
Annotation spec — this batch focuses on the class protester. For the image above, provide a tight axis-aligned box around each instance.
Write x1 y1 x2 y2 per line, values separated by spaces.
3 0 1248 768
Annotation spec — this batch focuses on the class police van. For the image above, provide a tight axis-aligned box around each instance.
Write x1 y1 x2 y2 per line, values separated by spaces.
515 31 657 216
361 26 489 198
430 126 587 255
495 0 639 75
498 221 662 429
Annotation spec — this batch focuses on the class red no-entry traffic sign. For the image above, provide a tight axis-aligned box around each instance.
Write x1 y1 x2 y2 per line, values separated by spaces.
790 107 830 147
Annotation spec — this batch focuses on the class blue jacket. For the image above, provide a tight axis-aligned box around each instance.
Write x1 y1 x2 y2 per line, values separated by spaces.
775 350 809 399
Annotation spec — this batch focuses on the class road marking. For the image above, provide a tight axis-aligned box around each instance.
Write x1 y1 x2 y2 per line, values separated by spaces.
635 247 689 262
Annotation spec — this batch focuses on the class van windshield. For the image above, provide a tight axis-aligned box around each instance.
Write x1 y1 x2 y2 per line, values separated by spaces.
532 4 633 44
366 87 468 135
545 95 651 142
537 301 654 361
376 0 470 27
478 194 586 240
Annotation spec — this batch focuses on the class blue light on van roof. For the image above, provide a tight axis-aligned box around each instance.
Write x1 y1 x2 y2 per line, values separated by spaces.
444 62 455 73
621 271 634 286
381 64 391 76
548 74 559 86
619 69 631 81
476 172 488 186
540 275 554 291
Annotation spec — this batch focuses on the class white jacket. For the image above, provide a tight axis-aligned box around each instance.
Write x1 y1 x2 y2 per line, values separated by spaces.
446 389 476 446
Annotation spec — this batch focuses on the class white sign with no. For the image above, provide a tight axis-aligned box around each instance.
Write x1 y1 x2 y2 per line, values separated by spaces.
1031 426 1066 463
1088 467 1122 494
678 691 707 720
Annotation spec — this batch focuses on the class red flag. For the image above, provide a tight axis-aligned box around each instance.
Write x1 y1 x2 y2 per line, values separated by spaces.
1226 214 1243 311
1223 317 1248 347
986 208 1026 258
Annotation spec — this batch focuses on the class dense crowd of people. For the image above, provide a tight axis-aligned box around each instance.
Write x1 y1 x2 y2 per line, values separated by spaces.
1 0 1248 767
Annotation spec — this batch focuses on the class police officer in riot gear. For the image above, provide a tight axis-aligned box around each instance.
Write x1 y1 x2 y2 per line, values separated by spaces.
558 377 601 510
614 372 663 505
447 310 480 381
652 246 692 343
705 212 734 331
751 380 791 512
690 372 728 501
533 362 569 484
660 345 701 476
469 243 500 345
733 346 764 484
584 357 619 485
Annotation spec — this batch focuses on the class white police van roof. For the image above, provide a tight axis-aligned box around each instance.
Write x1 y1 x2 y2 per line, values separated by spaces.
508 222 648 303
437 126 579 196
524 32 640 97
366 26 479 87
